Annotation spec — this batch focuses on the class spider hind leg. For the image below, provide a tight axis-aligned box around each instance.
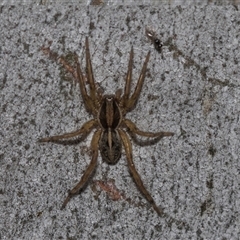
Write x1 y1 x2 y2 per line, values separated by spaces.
118 129 165 216
61 129 102 209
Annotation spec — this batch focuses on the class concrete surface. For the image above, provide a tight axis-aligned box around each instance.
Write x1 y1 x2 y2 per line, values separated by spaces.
1 2 240 239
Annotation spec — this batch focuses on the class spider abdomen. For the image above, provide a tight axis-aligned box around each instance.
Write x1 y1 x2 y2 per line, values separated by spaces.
99 130 122 164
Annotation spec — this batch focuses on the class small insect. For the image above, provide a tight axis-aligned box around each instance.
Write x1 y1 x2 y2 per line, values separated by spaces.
39 37 174 216
145 27 163 52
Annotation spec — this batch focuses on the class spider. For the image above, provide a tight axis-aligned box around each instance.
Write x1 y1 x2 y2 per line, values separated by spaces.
39 37 174 216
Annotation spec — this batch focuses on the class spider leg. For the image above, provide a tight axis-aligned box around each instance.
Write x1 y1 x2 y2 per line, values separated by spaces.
39 119 97 142
61 129 102 209
118 129 165 216
85 37 101 107
123 119 174 138
120 47 133 107
75 53 98 115
124 51 151 113
115 88 123 102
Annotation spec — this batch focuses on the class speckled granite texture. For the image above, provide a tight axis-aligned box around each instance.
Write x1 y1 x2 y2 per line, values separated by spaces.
1 3 240 239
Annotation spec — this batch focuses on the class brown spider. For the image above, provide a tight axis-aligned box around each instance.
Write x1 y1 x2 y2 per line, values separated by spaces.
39 37 174 216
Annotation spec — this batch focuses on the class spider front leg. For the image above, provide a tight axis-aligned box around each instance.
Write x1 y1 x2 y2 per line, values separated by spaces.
123 119 174 138
118 129 165 217
120 49 151 114
75 53 98 115
126 51 150 112
74 37 102 115
39 119 97 143
121 47 133 104
85 37 101 107
61 129 102 209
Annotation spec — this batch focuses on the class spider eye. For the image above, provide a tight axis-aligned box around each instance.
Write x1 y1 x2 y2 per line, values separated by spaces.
106 97 113 101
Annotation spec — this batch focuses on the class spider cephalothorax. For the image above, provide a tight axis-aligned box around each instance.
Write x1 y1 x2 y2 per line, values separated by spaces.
39 37 174 216
98 95 123 164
